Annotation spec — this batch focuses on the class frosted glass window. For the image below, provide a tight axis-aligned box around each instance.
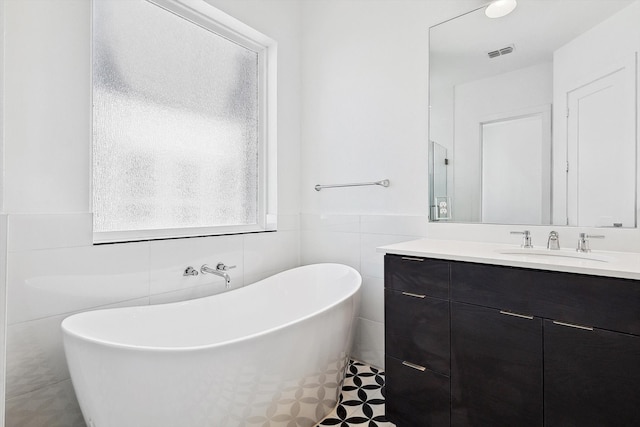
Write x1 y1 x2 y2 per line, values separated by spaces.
93 0 275 242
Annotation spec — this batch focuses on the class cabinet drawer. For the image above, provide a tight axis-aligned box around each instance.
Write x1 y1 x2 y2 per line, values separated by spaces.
385 355 450 427
450 261 640 336
385 254 449 299
385 289 450 375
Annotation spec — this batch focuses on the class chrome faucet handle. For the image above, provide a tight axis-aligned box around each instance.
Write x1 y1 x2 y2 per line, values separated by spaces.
183 266 199 276
511 230 533 248
547 231 560 250
216 262 236 271
576 233 604 252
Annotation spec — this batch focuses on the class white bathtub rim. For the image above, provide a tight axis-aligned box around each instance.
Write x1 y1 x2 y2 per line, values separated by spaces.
61 263 362 353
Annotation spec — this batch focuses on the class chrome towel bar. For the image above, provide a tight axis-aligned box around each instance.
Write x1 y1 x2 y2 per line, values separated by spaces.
314 179 390 191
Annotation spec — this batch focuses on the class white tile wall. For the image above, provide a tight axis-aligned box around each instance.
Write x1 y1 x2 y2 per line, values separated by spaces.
300 230 361 270
0 215 8 425
7 242 151 325
6 314 70 399
300 214 360 233
300 213 428 369
7 213 92 252
4 213 302 425
243 229 299 282
360 214 428 236
276 213 300 231
359 276 384 323
148 283 221 305
5 297 149 401
149 234 244 296
352 317 385 369
5 380 85 427
360 233 419 279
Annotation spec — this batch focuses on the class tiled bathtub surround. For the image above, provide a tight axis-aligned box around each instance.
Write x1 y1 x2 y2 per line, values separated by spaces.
5 213 299 426
301 214 428 368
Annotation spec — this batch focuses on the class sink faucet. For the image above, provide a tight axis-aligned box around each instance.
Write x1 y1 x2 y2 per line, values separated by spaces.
510 230 533 248
547 231 560 250
201 262 236 288
576 233 604 253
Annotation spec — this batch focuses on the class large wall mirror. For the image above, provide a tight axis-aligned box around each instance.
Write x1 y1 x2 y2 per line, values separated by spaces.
429 0 639 228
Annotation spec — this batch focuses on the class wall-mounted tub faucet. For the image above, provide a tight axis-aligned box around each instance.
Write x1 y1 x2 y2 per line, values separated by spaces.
201 263 236 288
510 230 533 248
547 231 560 250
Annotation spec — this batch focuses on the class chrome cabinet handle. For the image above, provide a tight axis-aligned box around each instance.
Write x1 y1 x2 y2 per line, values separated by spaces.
402 361 426 372
401 256 424 262
402 292 426 299
553 320 593 331
500 310 534 320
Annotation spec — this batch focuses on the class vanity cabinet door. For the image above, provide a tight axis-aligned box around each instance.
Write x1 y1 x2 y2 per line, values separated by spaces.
451 302 543 427
385 356 450 427
544 320 640 427
385 289 450 375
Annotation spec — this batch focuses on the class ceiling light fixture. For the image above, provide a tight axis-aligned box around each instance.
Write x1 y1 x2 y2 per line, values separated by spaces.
485 0 517 18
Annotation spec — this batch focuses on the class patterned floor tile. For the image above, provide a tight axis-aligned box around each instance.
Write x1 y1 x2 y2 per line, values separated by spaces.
318 360 396 427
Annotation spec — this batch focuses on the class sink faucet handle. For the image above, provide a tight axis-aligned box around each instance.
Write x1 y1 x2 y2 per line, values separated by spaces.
510 230 533 248
216 262 236 271
577 233 605 253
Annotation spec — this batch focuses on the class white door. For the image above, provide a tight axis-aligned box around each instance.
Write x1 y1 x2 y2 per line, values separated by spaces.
481 107 551 225
566 56 637 227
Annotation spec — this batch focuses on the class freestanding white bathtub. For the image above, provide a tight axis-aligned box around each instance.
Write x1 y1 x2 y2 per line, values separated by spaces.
62 263 361 427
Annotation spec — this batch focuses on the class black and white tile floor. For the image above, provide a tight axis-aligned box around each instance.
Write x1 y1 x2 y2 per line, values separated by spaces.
318 360 396 427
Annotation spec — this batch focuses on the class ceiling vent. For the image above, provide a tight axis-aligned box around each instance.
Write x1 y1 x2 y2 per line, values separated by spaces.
488 44 515 59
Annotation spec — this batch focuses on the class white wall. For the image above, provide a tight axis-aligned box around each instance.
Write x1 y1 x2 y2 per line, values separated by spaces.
301 213 427 367
299 0 482 369
2 0 301 425
453 62 553 222
300 0 482 216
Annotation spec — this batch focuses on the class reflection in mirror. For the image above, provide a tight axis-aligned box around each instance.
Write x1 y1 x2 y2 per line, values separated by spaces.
429 0 639 228
430 140 449 219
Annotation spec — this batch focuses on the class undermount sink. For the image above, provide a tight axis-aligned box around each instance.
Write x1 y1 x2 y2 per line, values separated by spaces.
497 248 611 263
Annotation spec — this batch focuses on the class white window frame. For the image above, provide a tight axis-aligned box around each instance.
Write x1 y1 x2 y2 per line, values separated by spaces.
91 0 277 244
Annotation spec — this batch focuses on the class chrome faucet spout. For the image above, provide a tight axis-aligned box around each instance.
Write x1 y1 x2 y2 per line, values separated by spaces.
201 263 235 288
547 231 560 250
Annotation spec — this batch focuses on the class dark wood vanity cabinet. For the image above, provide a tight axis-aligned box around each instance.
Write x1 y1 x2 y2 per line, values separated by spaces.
384 254 640 427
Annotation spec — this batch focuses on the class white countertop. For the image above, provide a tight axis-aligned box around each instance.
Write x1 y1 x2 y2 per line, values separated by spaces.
378 238 640 280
